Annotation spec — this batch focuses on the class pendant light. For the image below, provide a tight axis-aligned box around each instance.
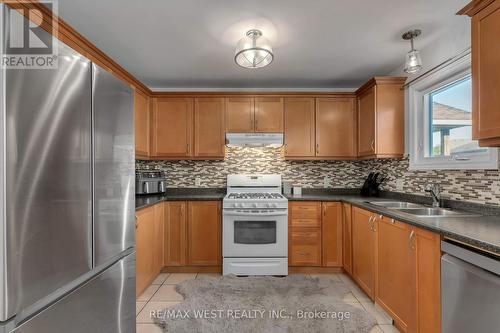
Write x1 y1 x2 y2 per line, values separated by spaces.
402 29 422 74
235 29 274 69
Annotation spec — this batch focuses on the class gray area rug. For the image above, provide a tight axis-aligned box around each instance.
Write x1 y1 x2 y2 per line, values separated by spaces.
155 275 377 333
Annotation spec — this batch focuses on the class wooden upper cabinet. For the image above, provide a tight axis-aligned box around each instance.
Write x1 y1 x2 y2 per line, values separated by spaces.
254 97 284 132
226 97 254 132
152 98 193 157
316 98 357 158
187 201 221 266
134 90 150 157
194 98 225 158
357 87 376 157
460 0 500 146
164 201 187 266
352 207 377 299
322 202 343 267
284 98 315 157
356 77 406 158
342 203 353 275
376 216 413 332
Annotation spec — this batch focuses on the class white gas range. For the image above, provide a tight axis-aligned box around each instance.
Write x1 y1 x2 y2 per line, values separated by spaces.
223 174 288 276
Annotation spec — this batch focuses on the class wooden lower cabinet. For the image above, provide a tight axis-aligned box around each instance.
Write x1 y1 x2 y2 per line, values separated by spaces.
164 202 187 266
413 227 441 333
153 203 164 273
376 216 413 332
289 202 322 266
342 203 353 275
136 206 156 297
352 207 377 299
322 202 343 267
187 201 222 266
288 201 343 268
164 201 222 268
350 207 442 333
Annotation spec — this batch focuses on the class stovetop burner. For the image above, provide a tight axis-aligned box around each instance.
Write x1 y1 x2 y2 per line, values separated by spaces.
227 192 284 200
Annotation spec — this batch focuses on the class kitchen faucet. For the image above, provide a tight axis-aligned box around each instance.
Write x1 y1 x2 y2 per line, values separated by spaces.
425 183 441 207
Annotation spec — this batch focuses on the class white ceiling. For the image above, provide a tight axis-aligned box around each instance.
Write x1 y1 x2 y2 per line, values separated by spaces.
58 0 470 90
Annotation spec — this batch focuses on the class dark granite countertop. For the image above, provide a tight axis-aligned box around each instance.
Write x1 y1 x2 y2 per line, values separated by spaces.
136 188 500 255
287 190 500 256
136 188 225 211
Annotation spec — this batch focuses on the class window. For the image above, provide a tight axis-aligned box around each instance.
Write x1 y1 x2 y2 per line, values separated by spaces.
408 52 498 170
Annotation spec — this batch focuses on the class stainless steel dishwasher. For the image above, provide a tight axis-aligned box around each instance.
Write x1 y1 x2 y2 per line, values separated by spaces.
441 240 500 333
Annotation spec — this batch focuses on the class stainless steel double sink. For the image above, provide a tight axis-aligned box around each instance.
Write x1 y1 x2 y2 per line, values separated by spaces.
367 201 478 218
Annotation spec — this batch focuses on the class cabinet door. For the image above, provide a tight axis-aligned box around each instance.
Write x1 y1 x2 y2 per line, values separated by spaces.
358 87 376 157
187 201 221 266
342 203 353 275
414 227 441 333
376 216 413 332
284 98 315 157
322 202 343 267
153 203 164 273
226 97 254 132
352 207 376 299
289 229 322 266
194 98 225 157
316 98 357 158
254 97 284 132
135 90 150 157
472 1 500 142
152 98 193 157
164 202 187 266
136 207 155 296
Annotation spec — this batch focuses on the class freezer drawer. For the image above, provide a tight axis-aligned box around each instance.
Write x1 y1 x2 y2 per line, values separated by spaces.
11 253 136 333
92 64 135 267
442 243 500 333
1 10 93 321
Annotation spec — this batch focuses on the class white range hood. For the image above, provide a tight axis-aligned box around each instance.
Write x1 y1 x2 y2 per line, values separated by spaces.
225 133 284 148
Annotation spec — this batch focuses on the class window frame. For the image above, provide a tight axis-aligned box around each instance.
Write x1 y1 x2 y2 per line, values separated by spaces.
408 52 498 170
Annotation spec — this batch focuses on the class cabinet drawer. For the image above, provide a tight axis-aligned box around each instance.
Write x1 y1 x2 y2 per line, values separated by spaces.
290 218 321 228
289 229 322 266
290 202 321 220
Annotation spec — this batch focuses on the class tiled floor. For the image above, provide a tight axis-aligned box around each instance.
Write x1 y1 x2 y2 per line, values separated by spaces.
136 272 400 333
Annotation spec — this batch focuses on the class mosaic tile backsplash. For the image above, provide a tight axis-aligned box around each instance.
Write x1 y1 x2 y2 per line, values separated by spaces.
137 147 500 206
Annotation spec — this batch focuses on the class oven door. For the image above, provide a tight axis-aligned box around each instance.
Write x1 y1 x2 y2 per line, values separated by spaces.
223 209 288 257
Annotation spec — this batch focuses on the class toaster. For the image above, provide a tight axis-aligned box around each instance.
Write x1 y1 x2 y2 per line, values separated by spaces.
136 170 167 195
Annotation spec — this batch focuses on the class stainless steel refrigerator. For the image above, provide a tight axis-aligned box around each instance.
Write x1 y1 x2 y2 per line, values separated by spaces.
0 5 135 332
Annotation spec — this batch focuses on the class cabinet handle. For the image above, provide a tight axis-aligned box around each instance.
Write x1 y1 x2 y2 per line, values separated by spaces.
316 143 319 154
255 119 258 131
370 139 375 152
409 230 416 250
390 218 395 224
186 143 190 153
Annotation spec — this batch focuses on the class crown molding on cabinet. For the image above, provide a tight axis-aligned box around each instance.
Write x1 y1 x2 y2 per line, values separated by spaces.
457 0 496 16
4 0 152 95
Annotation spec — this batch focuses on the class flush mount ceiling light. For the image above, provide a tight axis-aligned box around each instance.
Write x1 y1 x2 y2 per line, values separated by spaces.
235 29 274 69
402 29 423 74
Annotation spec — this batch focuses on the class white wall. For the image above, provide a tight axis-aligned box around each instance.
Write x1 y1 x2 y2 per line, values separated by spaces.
389 16 471 80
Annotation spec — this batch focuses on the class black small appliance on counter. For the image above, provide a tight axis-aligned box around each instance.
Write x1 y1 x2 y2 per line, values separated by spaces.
360 172 386 197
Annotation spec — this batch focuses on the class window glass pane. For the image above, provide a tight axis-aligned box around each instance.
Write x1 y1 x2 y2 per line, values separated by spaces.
428 76 486 157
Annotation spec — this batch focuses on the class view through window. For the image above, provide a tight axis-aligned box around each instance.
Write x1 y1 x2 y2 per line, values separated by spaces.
427 76 485 157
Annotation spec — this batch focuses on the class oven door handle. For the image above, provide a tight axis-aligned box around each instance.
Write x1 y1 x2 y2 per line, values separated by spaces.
223 210 287 217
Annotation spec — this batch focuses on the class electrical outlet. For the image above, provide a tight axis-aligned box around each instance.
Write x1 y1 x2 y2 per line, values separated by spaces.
323 176 329 188
195 178 202 186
